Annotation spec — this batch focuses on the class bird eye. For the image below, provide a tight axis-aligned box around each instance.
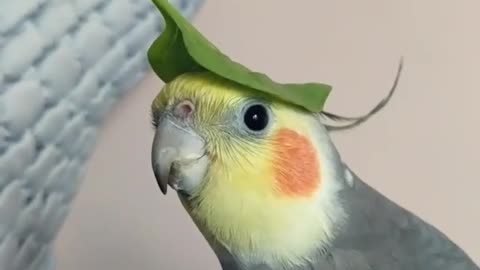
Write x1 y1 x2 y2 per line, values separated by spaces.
243 104 269 132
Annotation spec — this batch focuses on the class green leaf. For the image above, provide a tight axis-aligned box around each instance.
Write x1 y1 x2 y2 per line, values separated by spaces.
147 0 332 112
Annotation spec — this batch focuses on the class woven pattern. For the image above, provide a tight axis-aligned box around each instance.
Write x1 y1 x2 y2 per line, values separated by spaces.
0 0 203 269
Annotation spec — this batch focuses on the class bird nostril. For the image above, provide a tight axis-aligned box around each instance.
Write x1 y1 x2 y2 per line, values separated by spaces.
174 100 195 119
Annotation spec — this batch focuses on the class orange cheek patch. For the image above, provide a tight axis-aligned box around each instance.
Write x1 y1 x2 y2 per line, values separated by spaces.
273 128 320 196
272 128 320 197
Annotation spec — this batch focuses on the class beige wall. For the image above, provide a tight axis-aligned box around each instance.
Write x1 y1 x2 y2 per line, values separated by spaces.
55 0 480 269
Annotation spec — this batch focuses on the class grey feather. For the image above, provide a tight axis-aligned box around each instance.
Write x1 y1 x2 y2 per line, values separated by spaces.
316 168 480 270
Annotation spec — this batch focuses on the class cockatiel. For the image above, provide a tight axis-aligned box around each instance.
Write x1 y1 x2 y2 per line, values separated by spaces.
147 0 480 269
150 70 479 270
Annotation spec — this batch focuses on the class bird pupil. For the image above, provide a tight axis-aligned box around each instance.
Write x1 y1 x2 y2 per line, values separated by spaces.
244 104 268 131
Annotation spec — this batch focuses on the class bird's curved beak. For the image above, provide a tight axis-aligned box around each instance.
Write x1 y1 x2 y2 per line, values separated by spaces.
151 117 209 195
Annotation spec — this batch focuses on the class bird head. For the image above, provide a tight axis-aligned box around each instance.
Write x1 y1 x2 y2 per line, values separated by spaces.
150 71 346 267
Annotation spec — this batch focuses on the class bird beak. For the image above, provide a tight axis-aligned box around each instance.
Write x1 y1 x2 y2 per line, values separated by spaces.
151 117 209 195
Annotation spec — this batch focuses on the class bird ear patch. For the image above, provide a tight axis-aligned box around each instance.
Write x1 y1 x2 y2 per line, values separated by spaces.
147 0 332 112
272 128 320 197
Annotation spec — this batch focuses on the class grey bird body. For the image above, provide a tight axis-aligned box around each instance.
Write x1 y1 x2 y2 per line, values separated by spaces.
325 168 477 270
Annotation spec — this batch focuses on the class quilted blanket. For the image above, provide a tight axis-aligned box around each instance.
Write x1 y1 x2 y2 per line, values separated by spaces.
0 0 203 269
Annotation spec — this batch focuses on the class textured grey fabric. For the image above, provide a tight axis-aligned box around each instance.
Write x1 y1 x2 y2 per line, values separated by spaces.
0 0 203 269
